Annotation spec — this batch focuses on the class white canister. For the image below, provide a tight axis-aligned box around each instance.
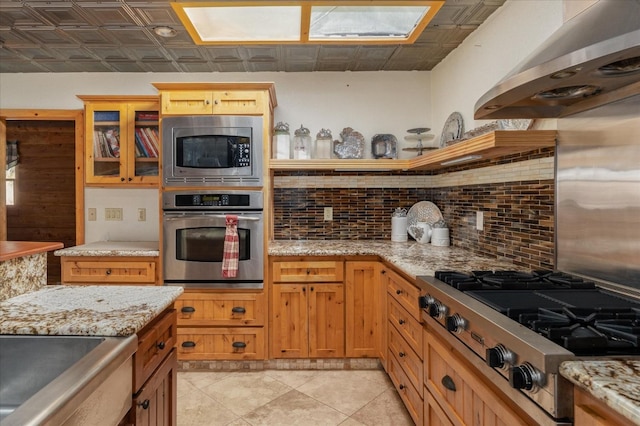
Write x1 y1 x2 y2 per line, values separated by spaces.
391 216 408 242
431 228 450 246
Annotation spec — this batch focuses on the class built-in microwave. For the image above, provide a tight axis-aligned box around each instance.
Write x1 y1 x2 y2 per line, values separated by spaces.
162 115 263 187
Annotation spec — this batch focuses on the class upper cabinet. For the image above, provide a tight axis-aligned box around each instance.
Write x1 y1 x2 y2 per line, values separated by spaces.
152 83 277 116
79 95 159 187
269 130 557 172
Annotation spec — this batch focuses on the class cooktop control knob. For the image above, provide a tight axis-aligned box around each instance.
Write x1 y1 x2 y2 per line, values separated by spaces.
486 344 516 369
445 314 467 333
428 300 448 319
509 363 545 391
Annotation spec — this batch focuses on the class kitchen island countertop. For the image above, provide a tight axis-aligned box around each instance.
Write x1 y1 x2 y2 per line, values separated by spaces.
560 360 640 425
0 285 183 336
54 241 159 257
269 239 518 278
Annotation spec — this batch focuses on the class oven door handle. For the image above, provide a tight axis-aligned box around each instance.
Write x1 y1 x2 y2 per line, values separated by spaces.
208 214 261 221
163 213 261 221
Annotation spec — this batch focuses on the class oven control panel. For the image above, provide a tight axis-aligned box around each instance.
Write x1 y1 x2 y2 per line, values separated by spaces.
163 190 263 210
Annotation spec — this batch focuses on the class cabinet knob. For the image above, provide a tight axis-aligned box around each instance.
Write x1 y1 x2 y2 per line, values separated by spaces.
157 341 166 350
182 341 196 348
399 351 406 358
381 270 386 275
310 286 314 292
128 177 132 181
181 306 195 313
399 384 406 391
398 319 405 325
205 100 210 105
105 269 111 275
138 399 150 410
120 177 125 182
232 341 247 349
306 269 310 274
231 306 246 314
396 289 402 295
214 100 219 105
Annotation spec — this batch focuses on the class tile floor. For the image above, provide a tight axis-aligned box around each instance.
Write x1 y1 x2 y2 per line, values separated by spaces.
177 369 414 425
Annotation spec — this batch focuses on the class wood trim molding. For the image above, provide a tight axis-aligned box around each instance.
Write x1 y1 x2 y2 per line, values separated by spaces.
0 119 6 241
0 109 85 245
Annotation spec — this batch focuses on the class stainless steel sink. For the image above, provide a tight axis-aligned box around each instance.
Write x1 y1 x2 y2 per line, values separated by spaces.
0 334 137 426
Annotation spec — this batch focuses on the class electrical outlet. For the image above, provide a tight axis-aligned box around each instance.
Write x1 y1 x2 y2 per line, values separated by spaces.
476 211 484 231
88 208 97 221
105 207 123 221
138 208 146 222
324 207 333 221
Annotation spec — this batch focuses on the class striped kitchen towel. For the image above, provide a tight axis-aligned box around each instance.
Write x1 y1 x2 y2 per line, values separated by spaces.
222 215 239 278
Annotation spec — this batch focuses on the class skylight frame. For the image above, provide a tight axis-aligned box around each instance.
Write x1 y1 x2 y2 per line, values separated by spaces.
171 1 445 45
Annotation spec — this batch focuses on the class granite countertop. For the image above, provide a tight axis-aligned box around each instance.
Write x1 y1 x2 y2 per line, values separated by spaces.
1 241 64 261
0 285 183 336
269 240 518 278
560 360 640 425
54 241 159 257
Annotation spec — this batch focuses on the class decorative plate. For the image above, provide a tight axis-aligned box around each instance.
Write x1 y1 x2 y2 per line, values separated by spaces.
406 201 444 239
440 112 464 148
371 134 397 159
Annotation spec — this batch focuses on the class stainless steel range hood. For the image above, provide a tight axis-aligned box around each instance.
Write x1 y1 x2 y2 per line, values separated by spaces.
474 0 640 120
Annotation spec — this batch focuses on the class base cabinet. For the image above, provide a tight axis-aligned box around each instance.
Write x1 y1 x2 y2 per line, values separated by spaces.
174 291 266 360
121 307 178 426
574 386 630 426
60 256 159 284
345 261 380 358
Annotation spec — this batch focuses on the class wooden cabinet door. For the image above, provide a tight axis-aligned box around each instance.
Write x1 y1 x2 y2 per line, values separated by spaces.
271 284 308 358
133 349 177 426
345 261 379 357
211 90 265 115
160 90 214 115
308 283 345 358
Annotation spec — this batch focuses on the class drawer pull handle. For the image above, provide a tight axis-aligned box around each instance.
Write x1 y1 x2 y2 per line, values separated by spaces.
182 341 196 348
105 269 111 275
306 269 310 274
232 341 247 349
181 306 195 313
399 384 406 391
396 289 402 295
398 319 405 325
399 351 406 358
310 286 314 292
231 306 246 314
381 270 386 275
139 399 150 410
442 375 457 392
157 341 165 350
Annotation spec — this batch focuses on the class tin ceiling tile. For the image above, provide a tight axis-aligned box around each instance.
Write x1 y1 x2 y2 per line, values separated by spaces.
284 61 316 72
139 60 180 72
125 46 170 61
106 60 146 72
131 4 181 26
0 60 46 72
318 46 359 61
315 61 351 72
90 47 134 61
150 29 193 46
164 47 207 62
0 6 49 27
37 60 103 72
178 61 216 73
354 46 396 61
246 61 281 72
76 4 139 26
63 27 118 45
351 60 387 71
48 46 96 60
215 62 249 72
7 46 59 60
0 28 39 47
27 4 95 26
284 46 319 62
106 27 156 45
14 27 76 45
244 46 279 61
205 47 244 61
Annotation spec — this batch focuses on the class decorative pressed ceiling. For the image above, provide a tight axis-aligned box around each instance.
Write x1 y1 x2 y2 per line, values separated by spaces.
172 1 445 45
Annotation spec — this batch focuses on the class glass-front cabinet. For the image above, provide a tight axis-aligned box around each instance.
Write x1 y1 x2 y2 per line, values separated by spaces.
79 96 159 186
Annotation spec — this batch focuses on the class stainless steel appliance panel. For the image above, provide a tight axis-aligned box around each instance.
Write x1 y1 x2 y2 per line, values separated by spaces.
556 94 640 290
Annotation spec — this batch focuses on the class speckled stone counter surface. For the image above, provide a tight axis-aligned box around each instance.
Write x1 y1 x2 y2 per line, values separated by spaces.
54 241 159 257
560 360 640 425
0 285 183 336
269 240 518 278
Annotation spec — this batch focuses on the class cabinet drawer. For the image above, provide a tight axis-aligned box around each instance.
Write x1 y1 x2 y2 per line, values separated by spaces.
177 327 265 360
388 324 423 396
425 389 454 426
388 351 423 426
133 349 177 426
386 269 420 320
388 297 423 352
272 261 344 282
175 292 265 326
134 309 177 391
62 258 157 284
424 327 530 426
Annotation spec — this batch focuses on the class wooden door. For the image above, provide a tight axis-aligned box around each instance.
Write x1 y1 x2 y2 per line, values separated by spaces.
309 283 345 358
345 261 379 357
271 283 308 358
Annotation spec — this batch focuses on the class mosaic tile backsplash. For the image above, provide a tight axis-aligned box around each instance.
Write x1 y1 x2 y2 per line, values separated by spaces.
273 149 555 271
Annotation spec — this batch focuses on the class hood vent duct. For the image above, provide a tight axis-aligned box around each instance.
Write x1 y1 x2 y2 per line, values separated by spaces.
474 0 640 120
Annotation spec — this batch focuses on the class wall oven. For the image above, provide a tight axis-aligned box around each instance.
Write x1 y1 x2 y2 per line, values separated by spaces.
162 115 263 187
162 190 264 289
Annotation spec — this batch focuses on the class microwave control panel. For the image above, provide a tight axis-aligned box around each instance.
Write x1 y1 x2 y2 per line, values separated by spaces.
235 141 251 167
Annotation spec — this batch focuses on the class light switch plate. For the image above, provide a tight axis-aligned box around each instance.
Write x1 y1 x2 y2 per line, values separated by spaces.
476 211 484 231
324 207 333 221
138 208 146 222
105 207 123 221
88 208 96 221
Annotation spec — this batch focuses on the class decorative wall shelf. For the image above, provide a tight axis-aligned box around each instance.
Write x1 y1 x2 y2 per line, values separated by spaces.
269 130 557 172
